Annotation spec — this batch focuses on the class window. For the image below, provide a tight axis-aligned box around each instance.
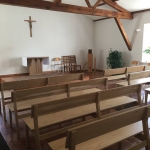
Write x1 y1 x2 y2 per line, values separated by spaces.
142 23 150 62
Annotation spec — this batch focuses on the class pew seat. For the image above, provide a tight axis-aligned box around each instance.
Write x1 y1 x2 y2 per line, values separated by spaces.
48 121 143 150
23 96 136 130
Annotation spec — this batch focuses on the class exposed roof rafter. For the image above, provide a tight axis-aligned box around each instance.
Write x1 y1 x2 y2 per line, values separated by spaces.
85 0 92 8
93 0 103 9
0 0 133 19
54 0 61 4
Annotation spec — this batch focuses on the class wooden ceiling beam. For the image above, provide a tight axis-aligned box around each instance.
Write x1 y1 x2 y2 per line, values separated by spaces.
114 17 132 51
0 0 133 19
54 0 61 4
102 0 129 12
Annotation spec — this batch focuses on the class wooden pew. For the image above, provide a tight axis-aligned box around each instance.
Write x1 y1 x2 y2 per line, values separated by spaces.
49 105 150 150
8 78 107 138
103 65 146 81
0 73 84 121
128 70 150 81
103 68 127 81
126 65 146 74
23 84 141 150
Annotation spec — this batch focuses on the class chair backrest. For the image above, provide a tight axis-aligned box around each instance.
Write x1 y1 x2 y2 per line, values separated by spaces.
104 68 126 76
70 55 76 65
128 70 150 81
131 60 139 66
61 56 70 66
66 106 150 150
126 65 146 74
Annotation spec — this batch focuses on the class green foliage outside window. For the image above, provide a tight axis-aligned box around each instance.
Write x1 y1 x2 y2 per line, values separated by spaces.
143 46 150 54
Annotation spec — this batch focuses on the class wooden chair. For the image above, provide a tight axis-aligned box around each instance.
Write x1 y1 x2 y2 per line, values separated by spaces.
23 84 141 150
61 55 81 73
131 60 139 66
8 78 107 138
69 55 81 73
63 106 150 150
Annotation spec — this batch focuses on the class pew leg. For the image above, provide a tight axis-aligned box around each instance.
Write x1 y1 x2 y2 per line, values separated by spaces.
26 125 30 149
2 101 6 121
9 109 12 128
0 99 1 114
14 115 20 139
117 142 122 150
145 91 148 105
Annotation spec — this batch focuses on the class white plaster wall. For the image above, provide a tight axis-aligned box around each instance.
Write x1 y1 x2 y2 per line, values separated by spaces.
94 11 150 69
0 5 94 75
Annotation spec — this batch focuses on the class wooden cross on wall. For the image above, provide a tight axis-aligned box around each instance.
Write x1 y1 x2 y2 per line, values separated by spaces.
24 16 36 37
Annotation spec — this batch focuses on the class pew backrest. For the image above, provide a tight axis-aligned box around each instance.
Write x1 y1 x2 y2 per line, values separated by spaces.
104 68 126 76
66 106 150 149
31 92 100 140
126 65 146 74
0 73 84 120
128 70 150 81
99 84 142 105
12 77 107 102
48 73 84 84
31 92 99 117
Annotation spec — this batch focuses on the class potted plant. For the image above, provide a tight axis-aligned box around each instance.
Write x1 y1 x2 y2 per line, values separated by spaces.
106 48 125 69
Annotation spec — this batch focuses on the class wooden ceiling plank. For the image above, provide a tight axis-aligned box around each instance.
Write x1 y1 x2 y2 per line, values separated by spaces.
102 0 129 12
93 17 111 22
114 17 132 51
85 0 92 8
93 0 102 9
0 0 133 19
98 0 118 6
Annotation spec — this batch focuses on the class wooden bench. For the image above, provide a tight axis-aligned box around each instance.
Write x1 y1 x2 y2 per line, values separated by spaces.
126 65 146 74
128 70 150 81
117 77 150 87
8 78 107 138
104 65 146 81
48 105 150 150
23 84 141 150
0 73 84 121
103 68 127 81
